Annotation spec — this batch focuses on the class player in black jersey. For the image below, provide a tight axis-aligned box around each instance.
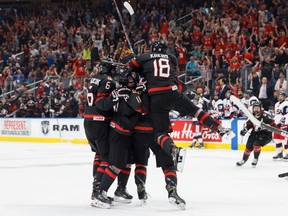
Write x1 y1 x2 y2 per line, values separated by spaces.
127 40 226 164
84 60 134 206
92 70 144 208
236 102 275 167
84 60 116 203
132 84 186 210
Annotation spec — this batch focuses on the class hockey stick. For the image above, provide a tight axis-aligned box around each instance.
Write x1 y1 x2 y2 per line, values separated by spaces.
113 0 135 53
230 95 288 138
278 172 288 178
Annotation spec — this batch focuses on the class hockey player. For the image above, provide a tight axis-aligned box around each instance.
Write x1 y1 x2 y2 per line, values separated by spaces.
127 40 228 164
222 91 239 118
236 102 275 167
240 89 260 117
190 95 204 148
84 61 133 207
132 79 186 209
272 92 288 160
210 94 224 119
92 71 143 209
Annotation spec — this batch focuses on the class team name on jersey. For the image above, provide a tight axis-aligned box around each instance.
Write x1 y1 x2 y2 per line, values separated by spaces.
90 78 101 86
150 54 168 59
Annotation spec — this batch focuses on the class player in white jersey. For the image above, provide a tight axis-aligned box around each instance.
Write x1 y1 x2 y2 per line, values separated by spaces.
241 90 260 114
222 91 239 118
211 94 224 119
273 92 288 160
190 95 205 148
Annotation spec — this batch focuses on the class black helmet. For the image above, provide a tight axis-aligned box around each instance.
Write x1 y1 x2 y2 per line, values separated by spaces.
114 75 129 87
245 89 254 97
99 58 114 74
252 101 262 116
114 65 131 77
151 40 168 53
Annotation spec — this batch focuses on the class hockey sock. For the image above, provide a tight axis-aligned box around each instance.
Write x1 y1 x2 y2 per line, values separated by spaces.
95 161 109 184
93 154 101 177
134 164 147 185
253 145 261 160
195 109 219 129
100 165 121 192
275 142 283 154
157 134 175 156
163 168 177 186
117 166 131 187
243 148 252 161
284 143 288 155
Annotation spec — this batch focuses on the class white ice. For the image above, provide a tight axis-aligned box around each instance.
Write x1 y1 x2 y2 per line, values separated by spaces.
0 142 287 216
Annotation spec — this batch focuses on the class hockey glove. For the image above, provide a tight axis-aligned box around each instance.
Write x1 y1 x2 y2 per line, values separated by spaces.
240 129 247 136
111 87 131 102
216 126 233 137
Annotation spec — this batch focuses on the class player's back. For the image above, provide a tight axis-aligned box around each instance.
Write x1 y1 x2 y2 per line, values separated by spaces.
135 51 178 94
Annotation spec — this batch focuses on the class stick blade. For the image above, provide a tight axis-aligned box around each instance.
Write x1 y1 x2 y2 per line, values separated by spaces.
124 1 134 15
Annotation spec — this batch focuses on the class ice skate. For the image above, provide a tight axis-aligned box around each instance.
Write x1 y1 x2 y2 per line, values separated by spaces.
137 183 148 205
236 159 246 166
283 154 288 162
251 159 258 168
189 141 196 148
91 190 112 209
195 142 204 149
166 184 186 210
273 152 283 160
114 185 133 203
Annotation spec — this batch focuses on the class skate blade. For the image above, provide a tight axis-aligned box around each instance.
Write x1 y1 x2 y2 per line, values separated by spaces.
168 197 186 210
91 200 111 209
113 196 132 204
140 199 147 206
177 148 187 172
273 158 283 161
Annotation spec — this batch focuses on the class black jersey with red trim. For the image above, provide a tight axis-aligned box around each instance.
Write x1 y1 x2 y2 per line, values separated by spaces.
84 74 116 121
110 91 143 136
129 52 178 95
246 114 275 136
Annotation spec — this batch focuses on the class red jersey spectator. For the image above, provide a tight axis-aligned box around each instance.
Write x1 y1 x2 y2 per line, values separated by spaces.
72 57 86 78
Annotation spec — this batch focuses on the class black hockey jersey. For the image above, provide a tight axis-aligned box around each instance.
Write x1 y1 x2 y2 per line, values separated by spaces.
128 51 179 95
84 74 116 121
245 114 275 136
110 90 143 136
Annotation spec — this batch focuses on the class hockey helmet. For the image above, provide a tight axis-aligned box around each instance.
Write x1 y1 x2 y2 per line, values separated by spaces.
245 89 254 97
99 58 114 74
278 92 286 102
114 74 129 87
225 90 232 98
151 40 168 53
252 101 262 116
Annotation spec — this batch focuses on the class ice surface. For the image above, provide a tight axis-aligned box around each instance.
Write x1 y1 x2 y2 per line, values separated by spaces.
0 142 287 216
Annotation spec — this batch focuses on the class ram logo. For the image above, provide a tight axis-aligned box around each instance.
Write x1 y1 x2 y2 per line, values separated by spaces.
53 125 79 131
41 121 50 135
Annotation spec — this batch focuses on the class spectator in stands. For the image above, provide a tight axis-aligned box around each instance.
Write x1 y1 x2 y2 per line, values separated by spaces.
218 77 230 100
186 55 201 77
256 76 274 111
274 72 287 93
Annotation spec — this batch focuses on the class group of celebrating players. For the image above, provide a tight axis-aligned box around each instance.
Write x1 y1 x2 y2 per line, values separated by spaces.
83 40 231 210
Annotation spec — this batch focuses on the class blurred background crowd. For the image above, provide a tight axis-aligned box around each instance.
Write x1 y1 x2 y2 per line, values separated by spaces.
0 0 288 118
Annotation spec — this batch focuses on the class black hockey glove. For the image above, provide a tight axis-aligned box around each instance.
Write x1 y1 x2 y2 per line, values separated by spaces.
240 129 247 136
216 125 232 137
111 87 130 102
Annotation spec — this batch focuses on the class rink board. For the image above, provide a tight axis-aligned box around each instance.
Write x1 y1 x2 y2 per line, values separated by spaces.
0 118 276 151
